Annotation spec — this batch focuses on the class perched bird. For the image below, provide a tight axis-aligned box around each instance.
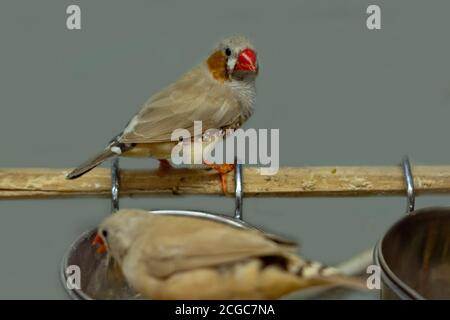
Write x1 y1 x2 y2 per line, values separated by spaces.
67 35 259 193
93 209 366 300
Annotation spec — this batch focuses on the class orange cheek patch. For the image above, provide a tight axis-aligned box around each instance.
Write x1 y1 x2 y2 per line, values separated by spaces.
207 51 229 81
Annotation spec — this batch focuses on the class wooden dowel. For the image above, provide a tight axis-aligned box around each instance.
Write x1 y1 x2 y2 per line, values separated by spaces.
1 166 450 199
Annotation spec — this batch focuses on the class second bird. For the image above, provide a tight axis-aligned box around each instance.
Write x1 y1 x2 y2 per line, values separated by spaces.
67 35 259 193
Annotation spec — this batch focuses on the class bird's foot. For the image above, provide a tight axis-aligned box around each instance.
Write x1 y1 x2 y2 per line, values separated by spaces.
159 159 172 170
156 159 172 176
203 160 235 194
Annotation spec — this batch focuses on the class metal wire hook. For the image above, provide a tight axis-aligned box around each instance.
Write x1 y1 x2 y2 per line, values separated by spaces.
111 157 120 213
401 156 415 213
234 158 243 220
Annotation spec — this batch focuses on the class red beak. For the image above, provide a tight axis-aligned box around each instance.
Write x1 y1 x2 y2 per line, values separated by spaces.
92 233 107 254
234 48 257 72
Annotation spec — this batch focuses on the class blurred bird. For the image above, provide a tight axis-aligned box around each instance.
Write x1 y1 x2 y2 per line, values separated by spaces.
67 35 259 193
92 209 367 300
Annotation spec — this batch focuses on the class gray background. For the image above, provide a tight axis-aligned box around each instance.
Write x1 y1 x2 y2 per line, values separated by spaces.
0 0 449 299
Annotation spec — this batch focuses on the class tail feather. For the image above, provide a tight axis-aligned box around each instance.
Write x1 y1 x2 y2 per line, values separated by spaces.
287 255 368 291
311 274 368 291
66 148 117 179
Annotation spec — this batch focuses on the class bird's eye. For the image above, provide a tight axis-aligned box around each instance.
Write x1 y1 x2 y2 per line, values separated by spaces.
225 47 232 56
102 230 108 238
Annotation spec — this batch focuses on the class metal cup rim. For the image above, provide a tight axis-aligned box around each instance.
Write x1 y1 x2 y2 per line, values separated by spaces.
376 206 450 300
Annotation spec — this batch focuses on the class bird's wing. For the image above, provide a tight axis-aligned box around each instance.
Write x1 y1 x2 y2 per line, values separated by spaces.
119 65 242 144
127 215 296 278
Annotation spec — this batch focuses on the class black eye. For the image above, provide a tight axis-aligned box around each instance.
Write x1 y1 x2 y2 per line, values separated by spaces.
225 47 232 56
102 230 108 238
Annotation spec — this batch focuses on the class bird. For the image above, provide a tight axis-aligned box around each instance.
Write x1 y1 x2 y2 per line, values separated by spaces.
92 209 367 300
66 35 259 193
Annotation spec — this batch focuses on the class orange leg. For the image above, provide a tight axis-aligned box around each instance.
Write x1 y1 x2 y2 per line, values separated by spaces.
203 161 235 194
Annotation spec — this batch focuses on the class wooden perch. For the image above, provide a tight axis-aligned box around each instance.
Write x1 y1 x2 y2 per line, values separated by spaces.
1 166 450 199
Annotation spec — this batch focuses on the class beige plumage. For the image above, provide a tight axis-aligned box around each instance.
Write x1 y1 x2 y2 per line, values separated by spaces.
95 209 366 300
67 35 258 192
120 65 246 143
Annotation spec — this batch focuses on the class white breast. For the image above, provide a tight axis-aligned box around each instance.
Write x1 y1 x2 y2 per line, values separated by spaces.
228 78 256 122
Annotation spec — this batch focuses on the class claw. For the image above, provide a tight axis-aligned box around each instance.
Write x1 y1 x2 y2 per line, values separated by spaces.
219 173 228 194
203 161 235 194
